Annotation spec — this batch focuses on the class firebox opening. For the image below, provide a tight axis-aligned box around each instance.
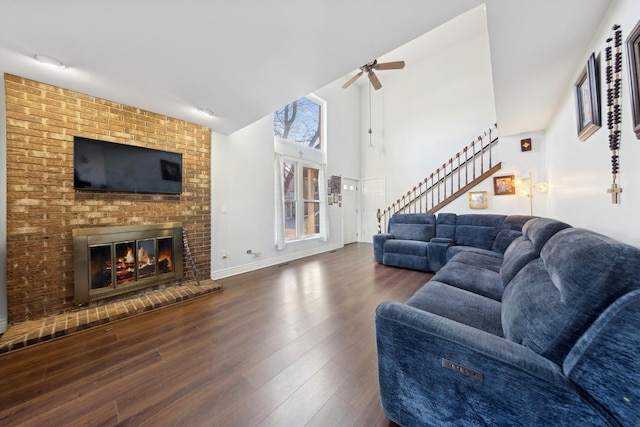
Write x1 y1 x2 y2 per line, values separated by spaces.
73 223 184 305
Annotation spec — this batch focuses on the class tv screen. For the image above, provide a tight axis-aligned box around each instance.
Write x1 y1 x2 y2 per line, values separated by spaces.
73 137 183 194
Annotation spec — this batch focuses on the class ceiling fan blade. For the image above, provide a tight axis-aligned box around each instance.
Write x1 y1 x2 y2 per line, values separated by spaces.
368 71 382 90
342 71 363 89
374 60 405 70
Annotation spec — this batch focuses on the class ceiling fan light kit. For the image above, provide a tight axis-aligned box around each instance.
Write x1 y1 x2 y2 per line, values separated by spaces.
342 59 405 90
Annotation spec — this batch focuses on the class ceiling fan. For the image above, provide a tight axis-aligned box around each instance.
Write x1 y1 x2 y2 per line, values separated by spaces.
342 59 405 90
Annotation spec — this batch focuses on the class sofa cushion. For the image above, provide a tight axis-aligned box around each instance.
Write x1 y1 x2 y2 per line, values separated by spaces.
388 213 436 241
446 245 502 262
499 236 536 286
384 239 428 256
500 218 572 287
407 281 503 337
390 223 434 241
383 240 430 271
435 212 457 239
502 228 640 364
491 215 535 254
383 253 430 272
431 259 503 301
447 251 502 272
500 218 570 287
522 217 572 253
454 214 505 250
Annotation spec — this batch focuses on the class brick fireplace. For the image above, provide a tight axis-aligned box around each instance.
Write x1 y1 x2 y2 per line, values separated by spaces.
4 74 212 324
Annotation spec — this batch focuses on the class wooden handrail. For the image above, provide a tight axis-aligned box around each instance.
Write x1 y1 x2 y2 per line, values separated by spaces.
377 125 500 233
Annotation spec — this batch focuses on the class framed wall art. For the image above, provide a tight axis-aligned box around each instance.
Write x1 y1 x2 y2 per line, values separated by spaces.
330 175 341 194
468 191 488 209
573 53 601 141
520 138 532 152
626 19 640 139
493 174 515 196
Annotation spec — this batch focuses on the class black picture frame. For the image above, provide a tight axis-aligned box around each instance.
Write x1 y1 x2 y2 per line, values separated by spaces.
626 20 640 139
574 53 601 141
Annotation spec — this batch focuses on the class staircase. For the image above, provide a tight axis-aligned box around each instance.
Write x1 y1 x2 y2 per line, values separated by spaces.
377 125 501 233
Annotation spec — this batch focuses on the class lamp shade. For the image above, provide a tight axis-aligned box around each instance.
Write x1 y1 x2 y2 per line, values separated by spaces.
535 182 549 193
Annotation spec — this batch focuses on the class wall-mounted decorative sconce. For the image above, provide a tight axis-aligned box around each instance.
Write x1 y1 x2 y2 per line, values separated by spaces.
197 108 215 118
515 172 548 215
33 54 67 69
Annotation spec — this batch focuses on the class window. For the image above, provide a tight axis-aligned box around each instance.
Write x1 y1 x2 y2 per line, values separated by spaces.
274 95 327 246
283 161 296 238
274 96 321 149
283 161 320 240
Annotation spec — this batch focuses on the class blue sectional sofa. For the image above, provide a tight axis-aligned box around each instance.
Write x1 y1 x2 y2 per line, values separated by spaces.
374 214 640 426
373 213 535 272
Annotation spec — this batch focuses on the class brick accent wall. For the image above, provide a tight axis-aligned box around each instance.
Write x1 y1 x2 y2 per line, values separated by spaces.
4 74 211 324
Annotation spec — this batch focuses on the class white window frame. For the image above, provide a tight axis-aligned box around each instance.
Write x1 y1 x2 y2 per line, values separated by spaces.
274 94 328 244
281 158 322 241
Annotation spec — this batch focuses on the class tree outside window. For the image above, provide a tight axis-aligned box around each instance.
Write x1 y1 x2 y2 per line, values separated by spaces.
274 97 321 149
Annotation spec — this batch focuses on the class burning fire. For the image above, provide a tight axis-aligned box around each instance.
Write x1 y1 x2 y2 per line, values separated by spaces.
123 247 135 264
158 254 172 270
115 246 136 283
117 247 135 271
138 246 154 267
87 232 178 295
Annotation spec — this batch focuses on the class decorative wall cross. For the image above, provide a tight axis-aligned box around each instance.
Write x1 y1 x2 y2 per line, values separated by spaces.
607 183 622 203
606 25 623 204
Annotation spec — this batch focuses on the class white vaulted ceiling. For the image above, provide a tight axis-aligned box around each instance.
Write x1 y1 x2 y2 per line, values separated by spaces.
0 0 612 136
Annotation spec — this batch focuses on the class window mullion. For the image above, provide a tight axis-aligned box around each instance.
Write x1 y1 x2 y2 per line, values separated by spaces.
296 162 303 238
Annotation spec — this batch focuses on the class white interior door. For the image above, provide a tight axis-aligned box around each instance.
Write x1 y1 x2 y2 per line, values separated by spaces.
342 178 358 244
362 178 385 242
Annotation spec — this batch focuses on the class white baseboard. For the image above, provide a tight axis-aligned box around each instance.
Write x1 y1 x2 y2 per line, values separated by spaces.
211 243 343 280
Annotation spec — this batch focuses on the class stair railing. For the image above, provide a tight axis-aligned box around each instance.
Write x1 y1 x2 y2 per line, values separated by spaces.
377 125 500 234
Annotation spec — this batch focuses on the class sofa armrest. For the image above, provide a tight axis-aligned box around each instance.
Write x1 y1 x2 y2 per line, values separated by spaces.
375 301 608 426
430 237 454 244
373 233 394 263
428 237 454 271
563 290 640 426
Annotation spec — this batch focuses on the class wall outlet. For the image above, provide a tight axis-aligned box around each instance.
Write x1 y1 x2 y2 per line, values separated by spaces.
246 249 252 254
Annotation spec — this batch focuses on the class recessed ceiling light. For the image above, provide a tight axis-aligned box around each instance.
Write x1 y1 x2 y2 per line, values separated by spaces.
33 54 67 69
197 108 215 118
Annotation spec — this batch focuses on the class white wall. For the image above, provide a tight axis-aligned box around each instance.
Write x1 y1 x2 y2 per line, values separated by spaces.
545 0 640 246
210 80 361 279
360 6 548 221
443 131 548 216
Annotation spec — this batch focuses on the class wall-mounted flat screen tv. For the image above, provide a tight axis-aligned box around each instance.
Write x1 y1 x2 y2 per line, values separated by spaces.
73 136 183 194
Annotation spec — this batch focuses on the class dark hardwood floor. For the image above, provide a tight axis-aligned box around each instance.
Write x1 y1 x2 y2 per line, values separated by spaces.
0 243 432 426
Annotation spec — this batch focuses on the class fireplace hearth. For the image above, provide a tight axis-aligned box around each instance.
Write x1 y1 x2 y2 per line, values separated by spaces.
73 223 184 305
